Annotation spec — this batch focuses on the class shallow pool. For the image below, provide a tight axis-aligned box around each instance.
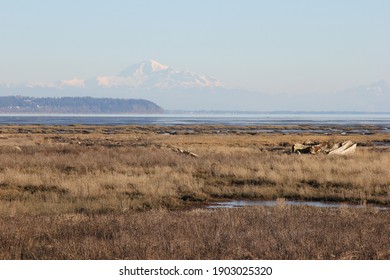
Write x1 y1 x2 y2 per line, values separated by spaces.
207 200 389 210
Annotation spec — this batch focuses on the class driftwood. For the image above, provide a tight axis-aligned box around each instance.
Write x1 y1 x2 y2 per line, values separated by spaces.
292 140 357 155
154 144 199 158
328 141 357 155
172 147 199 158
13 146 22 152
292 143 312 154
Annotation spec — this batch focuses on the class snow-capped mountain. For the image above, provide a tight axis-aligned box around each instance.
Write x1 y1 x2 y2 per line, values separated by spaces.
2 60 223 91
94 59 223 89
0 60 228 110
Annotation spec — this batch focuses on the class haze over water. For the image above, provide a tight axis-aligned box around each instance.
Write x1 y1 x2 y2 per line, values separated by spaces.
1 113 390 127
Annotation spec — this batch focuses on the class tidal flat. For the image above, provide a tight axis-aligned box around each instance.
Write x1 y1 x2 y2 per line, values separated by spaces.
0 124 389 259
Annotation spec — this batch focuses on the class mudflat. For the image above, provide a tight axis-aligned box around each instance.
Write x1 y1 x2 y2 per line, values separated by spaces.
0 125 389 259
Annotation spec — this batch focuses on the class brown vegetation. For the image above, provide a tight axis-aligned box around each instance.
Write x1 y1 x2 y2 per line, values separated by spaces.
0 207 389 260
0 124 389 259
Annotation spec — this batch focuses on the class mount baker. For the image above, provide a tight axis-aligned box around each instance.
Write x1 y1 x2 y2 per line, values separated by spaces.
11 60 224 91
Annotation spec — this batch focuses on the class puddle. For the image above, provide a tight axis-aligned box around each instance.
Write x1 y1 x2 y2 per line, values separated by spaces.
281 129 341 134
372 141 390 146
208 200 389 210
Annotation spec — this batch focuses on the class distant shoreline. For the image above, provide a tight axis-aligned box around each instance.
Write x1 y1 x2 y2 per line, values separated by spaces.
0 96 163 114
165 110 390 115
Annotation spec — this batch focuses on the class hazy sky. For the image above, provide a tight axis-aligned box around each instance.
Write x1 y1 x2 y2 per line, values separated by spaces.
1 0 389 94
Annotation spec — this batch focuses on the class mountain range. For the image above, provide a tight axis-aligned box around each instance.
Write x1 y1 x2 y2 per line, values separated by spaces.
1 60 389 112
8 60 223 91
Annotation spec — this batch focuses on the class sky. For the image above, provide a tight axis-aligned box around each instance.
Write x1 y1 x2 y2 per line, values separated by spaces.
1 0 389 94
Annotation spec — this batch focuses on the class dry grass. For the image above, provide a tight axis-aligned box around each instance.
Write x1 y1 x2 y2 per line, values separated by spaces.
0 125 389 216
0 125 389 259
0 206 389 260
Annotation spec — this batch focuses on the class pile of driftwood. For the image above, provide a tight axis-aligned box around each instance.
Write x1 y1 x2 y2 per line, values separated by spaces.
292 140 357 155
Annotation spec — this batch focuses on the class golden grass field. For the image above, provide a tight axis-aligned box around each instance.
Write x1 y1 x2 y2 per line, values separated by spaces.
0 124 389 259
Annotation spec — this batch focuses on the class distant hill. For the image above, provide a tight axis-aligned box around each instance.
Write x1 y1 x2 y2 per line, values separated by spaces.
0 96 163 114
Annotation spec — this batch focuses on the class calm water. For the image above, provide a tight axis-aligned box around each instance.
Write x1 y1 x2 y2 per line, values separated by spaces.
0 113 390 126
208 200 389 210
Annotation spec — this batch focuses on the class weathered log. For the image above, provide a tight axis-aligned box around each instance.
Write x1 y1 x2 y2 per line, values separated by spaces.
292 140 356 155
175 147 199 158
292 143 312 154
328 141 356 155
